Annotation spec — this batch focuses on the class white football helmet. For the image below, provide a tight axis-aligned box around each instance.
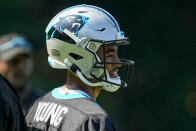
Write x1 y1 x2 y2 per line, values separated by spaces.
45 4 134 92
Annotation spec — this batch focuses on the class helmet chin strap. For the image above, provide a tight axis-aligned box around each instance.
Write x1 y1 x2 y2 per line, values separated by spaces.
76 71 103 87
64 59 104 87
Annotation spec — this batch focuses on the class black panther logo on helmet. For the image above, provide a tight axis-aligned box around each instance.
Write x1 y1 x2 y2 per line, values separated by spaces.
47 15 89 43
54 15 89 37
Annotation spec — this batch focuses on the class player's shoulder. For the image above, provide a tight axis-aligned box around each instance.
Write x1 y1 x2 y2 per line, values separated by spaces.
25 91 116 131
36 90 108 116
73 99 116 131
57 98 116 131
26 91 109 120
68 98 107 114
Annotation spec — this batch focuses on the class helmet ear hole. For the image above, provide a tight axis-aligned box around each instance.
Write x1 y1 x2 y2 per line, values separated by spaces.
68 53 83 60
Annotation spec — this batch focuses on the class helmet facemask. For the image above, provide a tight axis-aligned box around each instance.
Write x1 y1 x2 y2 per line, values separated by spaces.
85 39 134 92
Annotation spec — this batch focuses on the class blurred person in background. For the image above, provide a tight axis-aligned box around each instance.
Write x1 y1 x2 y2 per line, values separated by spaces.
0 70 28 130
0 33 43 112
26 4 134 131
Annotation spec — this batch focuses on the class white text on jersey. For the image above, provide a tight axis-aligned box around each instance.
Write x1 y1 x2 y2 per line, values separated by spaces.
34 102 68 126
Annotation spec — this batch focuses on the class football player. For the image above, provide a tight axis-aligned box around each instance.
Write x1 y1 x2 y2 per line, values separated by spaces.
26 4 134 131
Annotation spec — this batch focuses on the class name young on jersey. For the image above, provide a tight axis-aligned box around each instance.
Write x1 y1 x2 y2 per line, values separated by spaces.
34 102 68 126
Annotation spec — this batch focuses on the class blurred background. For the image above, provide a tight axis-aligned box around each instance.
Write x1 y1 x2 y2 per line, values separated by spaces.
0 0 195 130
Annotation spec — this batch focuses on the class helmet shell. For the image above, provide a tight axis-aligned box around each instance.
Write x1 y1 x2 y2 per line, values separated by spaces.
45 4 132 92
46 4 125 42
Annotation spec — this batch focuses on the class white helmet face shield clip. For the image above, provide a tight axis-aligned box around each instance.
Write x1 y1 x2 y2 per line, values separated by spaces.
86 39 134 88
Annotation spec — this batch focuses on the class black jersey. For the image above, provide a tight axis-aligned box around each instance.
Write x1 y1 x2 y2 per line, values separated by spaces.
26 87 116 131
0 74 27 131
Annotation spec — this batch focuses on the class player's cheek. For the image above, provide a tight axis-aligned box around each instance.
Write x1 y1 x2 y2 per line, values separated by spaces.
105 64 112 72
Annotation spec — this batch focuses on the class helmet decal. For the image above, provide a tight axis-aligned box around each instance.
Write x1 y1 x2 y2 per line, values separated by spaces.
54 15 89 37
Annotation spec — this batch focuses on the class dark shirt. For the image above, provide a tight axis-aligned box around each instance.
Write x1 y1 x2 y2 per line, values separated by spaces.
26 87 116 131
0 74 27 131
22 87 44 113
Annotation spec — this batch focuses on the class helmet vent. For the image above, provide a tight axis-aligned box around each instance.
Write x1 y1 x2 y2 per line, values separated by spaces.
96 27 105 32
68 53 83 60
78 11 88 13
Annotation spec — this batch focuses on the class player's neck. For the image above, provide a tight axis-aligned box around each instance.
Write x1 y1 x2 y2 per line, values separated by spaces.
62 79 101 101
62 73 101 100
62 84 100 101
